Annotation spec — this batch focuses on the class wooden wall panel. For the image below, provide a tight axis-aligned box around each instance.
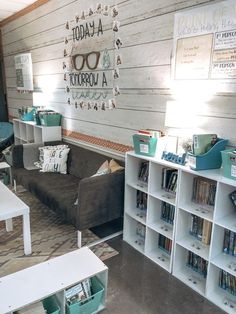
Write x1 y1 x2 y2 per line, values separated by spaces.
2 0 236 149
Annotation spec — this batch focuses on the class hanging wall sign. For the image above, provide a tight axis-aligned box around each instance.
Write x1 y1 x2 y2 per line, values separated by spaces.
172 0 236 93
14 53 33 92
63 4 122 111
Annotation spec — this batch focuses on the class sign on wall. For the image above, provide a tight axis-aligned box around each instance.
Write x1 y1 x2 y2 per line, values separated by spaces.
14 53 33 92
172 0 236 92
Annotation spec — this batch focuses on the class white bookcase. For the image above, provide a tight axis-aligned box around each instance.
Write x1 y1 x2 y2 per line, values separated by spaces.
124 151 236 313
0 247 108 314
13 118 61 144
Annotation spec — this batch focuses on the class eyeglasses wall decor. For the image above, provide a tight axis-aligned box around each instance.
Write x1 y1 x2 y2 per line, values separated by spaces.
63 3 122 111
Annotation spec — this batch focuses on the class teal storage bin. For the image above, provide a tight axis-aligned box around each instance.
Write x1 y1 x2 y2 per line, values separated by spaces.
187 138 228 171
39 113 62 126
43 295 60 314
221 149 236 180
66 277 104 314
133 134 157 157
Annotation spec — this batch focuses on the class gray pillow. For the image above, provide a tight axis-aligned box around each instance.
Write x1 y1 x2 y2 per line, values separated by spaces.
23 143 44 170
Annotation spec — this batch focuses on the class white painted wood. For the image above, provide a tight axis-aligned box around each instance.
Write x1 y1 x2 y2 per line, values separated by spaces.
0 246 108 314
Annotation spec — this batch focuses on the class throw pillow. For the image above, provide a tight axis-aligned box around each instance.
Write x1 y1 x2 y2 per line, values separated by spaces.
34 144 69 169
109 159 124 173
23 142 44 170
40 146 70 174
92 160 110 177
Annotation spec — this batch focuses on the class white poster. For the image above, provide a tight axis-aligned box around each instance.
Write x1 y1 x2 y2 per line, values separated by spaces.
14 53 33 91
173 0 236 92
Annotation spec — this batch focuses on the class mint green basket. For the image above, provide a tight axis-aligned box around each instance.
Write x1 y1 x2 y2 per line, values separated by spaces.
221 149 236 180
66 277 104 314
133 134 157 157
43 295 60 314
39 113 62 126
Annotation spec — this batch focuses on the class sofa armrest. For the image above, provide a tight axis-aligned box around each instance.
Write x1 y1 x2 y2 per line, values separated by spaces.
11 144 24 168
75 170 125 230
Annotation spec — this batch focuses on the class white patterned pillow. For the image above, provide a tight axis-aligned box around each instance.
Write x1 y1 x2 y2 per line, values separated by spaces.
34 145 69 169
40 146 70 174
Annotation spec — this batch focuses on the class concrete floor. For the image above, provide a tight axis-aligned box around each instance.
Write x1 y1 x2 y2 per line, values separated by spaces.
102 236 225 314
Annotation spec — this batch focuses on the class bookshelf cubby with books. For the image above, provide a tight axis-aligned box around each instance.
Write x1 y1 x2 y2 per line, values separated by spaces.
123 151 236 313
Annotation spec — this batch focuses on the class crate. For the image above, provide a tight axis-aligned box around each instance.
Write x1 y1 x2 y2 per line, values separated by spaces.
66 277 104 314
39 113 62 126
187 138 228 171
133 134 157 157
221 149 236 180
43 295 60 314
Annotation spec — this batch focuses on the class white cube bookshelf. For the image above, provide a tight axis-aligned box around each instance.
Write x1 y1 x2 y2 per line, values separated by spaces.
123 151 236 312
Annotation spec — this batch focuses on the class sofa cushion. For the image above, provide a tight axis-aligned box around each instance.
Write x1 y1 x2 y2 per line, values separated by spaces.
40 146 70 174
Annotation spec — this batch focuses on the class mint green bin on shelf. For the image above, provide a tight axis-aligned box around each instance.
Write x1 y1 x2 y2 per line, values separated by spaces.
133 134 157 157
39 113 62 126
221 149 236 180
43 295 60 314
66 277 104 314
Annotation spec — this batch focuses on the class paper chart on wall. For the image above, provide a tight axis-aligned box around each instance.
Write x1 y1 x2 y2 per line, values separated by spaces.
172 0 236 93
14 53 33 91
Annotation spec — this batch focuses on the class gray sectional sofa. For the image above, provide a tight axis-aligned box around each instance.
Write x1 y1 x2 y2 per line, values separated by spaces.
11 141 125 246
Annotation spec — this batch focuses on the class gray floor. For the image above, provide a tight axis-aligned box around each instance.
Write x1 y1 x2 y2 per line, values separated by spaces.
102 236 225 314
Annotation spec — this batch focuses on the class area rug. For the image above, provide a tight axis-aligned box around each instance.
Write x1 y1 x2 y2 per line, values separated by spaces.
0 186 118 277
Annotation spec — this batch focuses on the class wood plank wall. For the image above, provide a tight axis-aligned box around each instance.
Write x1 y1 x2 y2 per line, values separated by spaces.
1 0 236 149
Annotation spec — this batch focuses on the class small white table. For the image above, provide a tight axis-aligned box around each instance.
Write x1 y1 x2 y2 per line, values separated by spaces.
0 182 31 255
0 162 12 185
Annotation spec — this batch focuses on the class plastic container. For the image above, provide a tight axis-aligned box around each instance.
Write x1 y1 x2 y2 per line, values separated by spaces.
39 113 62 126
187 138 228 171
221 149 236 180
43 295 60 314
66 277 104 314
133 134 157 157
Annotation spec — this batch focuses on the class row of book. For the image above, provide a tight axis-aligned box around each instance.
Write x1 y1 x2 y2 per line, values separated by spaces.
136 190 147 211
65 278 91 305
162 168 178 194
223 229 236 256
219 270 236 296
161 202 175 225
187 251 208 278
136 222 146 239
190 215 212 245
158 234 172 254
138 161 149 184
192 176 216 206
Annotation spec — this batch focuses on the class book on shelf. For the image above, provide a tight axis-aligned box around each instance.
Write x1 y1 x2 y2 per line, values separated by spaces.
161 202 175 225
158 234 172 254
138 129 163 138
162 168 178 193
187 251 208 278
138 161 149 184
192 176 216 206
202 219 212 245
192 133 217 156
65 278 91 305
219 269 236 295
223 228 236 256
190 215 212 245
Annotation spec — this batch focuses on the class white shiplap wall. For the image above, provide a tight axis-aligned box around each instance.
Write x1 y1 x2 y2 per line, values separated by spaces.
2 0 236 147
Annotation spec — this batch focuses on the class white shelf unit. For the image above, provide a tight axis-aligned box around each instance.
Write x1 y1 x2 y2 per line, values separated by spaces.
124 151 236 313
13 118 61 144
0 247 108 314
124 152 178 273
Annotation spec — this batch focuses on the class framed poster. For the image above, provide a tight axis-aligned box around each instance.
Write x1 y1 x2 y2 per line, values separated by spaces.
14 53 33 91
172 0 236 92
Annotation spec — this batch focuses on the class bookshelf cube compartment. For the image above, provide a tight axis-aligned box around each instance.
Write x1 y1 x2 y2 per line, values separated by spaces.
123 214 146 253
145 227 172 272
125 185 147 224
207 264 236 314
149 162 177 205
176 209 211 261
214 182 236 222
211 224 236 276
173 244 207 296
147 196 174 239
178 172 215 221
126 154 149 190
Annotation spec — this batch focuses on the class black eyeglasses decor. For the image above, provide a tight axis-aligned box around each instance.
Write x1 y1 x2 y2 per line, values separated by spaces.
72 51 100 71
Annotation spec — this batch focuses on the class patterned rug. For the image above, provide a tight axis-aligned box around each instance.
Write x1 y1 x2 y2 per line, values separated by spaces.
0 186 118 277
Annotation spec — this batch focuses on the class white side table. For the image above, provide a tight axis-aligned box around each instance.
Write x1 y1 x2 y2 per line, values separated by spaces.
0 181 31 255
0 161 12 185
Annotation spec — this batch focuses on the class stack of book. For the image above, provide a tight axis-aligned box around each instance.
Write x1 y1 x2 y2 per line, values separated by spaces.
223 229 236 256
136 190 147 211
161 202 175 225
137 129 163 138
187 251 208 278
192 176 216 206
65 279 91 305
219 270 236 295
137 161 149 185
158 234 172 254
162 168 178 193
190 215 212 245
